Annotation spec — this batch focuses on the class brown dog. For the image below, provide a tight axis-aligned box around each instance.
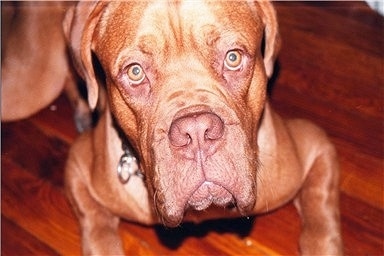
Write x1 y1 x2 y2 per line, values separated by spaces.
2 1 343 255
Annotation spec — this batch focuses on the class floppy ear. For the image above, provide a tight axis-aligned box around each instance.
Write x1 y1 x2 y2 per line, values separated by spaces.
63 2 106 109
253 1 281 78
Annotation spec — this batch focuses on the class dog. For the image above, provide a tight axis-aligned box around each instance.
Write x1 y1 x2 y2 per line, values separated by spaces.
1 1 343 255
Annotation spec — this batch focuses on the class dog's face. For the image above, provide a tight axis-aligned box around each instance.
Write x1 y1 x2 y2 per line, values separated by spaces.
66 0 279 226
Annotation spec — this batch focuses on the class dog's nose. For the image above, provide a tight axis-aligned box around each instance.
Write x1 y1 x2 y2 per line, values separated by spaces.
168 112 224 159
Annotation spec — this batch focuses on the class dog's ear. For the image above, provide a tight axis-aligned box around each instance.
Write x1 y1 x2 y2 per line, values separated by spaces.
253 1 281 78
63 2 106 109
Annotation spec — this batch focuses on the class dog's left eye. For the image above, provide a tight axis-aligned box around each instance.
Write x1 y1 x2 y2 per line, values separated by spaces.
126 64 146 85
224 50 243 71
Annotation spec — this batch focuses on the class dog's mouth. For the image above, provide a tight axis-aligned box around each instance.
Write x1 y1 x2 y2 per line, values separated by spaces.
154 175 255 227
187 181 235 211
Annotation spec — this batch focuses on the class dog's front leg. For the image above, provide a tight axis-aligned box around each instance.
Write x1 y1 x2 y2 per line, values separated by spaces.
292 124 343 255
65 144 124 255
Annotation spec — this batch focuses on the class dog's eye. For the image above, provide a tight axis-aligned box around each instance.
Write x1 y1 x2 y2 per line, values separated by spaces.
126 64 146 84
224 50 242 71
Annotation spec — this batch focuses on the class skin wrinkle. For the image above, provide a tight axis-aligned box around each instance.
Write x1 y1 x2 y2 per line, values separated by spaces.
167 1 184 54
157 144 199 214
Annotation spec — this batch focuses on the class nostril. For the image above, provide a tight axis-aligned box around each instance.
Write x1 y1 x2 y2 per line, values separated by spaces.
169 124 192 147
204 116 224 141
205 130 218 140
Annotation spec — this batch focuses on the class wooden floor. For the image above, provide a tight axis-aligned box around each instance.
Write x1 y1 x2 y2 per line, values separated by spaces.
2 2 383 255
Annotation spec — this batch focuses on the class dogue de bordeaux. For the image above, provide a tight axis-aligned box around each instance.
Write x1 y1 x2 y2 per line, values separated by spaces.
1 1 343 255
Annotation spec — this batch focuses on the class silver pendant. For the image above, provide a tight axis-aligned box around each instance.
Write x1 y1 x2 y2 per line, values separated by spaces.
117 149 143 184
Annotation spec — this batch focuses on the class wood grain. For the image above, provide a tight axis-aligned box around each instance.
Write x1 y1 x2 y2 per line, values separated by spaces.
2 2 383 255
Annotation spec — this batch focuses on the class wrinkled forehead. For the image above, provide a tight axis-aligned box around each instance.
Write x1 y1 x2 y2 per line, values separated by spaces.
93 1 263 68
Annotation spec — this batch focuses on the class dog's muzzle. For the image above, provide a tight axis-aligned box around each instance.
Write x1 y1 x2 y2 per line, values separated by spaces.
151 106 257 227
168 112 236 211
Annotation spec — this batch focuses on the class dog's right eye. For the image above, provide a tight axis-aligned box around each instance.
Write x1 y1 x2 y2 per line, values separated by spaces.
126 64 146 85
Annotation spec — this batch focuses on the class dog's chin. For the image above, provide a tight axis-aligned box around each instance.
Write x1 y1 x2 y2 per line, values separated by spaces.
156 181 255 227
187 181 235 211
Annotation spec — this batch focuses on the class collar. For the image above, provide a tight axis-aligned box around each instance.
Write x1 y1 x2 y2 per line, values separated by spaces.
114 119 144 184
117 142 144 184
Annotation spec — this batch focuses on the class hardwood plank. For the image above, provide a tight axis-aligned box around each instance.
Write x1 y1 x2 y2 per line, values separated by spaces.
1 216 59 256
1 158 82 255
338 144 383 209
341 194 384 255
2 120 69 187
